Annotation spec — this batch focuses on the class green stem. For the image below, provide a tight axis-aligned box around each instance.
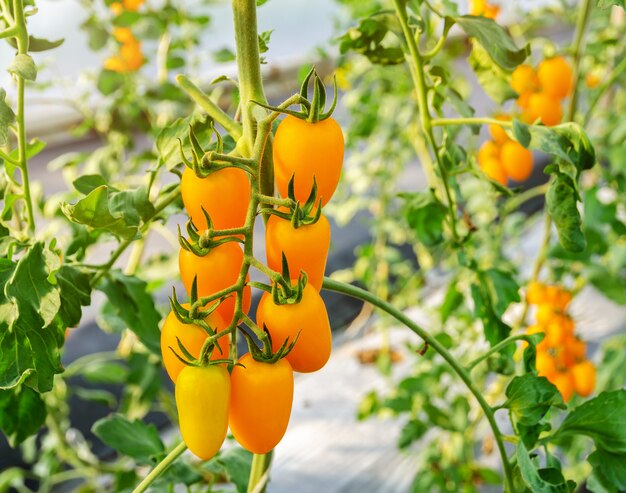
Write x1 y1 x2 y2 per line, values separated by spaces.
393 0 459 242
13 0 34 233
466 334 534 371
502 183 549 216
176 74 243 140
131 442 187 493
254 193 292 207
232 0 267 154
567 0 593 122
247 452 273 493
431 117 513 128
322 277 515 493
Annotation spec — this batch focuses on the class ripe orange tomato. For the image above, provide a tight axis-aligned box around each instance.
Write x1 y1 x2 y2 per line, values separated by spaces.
229 353 294 454
480 157 507 185
537 56 573 100
256 282 332 373
477 141 500 165
523 92 562 126
113 27 135 44
526 281 545 305
488 116 510 145
176 365 230 460
544 286 572 311
273 115 344 206
501 140 533 182
179 243 251 324
511 64 540 95
160 306 229 382
536 304 558 326
571 360 595 397
181 167 250 232
265 212 331 291
551 371 574 402
535 351 557 380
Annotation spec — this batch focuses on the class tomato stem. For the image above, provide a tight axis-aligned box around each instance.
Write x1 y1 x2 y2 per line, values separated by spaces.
131 442 187 493
322 277 516 493
431 117 514 128
567 0 593 122
247 452 273 493
466 334 535 372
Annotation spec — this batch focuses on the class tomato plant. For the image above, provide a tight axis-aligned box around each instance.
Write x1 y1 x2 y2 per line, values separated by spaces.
0 0 625 492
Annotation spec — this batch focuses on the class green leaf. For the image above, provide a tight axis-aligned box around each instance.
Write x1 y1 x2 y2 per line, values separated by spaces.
440 278 463 322
400 190 447 246
588 449 626 491
98 270 161 354
597 0 624 9
471 272 512 354
398 419 427 449
0 242 64 392
56 265 92 328
468 42 517 103
8 54 37 81
516 441 571 492
81 15 108 51
338 13 405 65
98 70 125 95
216 447 253 493
456 15 529 70
554 390 626 454
0 89 16 147
483 268 520 317
503 374 564 426
512 120 595 174
73 175 109 195
0 385 46 446
7 35 64 52
80 361 128 385
74 387 117 407
156 115 215 170
213 47 236 63
546 173 586 253
92 414 164 463
61 185 154 239
258 29 273 54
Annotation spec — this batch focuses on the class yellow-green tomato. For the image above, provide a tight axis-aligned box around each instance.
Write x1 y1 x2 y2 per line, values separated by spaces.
229 353 294 454
175 365 230 460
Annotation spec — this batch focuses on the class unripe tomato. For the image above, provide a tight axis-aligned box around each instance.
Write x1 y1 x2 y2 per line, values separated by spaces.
501 140 533 182
551 371 574 402
537 56 573 100
480 157 507 185
511 64 540 95
535 351 557 380
181 167 250 232
229 353 294 454
585 73 601 89
526 281 546 305
523 92 562 127
256 283 332 373
273 115 344 206
571 360 595 397
265 212 331 291
477 141 500 166
175 365 230 460
179 243 251 324
488 117 510 145
160 306 229 383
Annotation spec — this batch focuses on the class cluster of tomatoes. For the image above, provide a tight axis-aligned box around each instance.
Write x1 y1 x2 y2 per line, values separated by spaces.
104 1 145 73
525 282 595 402
469 0 500 19
161 72 344 460
511 56 573 127
477 116 533 185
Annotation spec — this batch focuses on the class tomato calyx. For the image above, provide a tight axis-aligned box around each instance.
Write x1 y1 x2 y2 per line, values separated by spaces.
249 253 308 305
259 175 323 228
178 215 244 257
179 121 255 178
251 66 338 123
168 286 234 367
239 326 299 364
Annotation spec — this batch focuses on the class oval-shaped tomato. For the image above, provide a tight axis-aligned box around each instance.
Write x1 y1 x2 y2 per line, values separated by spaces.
501 140 533 182
511 64 540 95
571 360 595 397
477 141 500 166
265 212 330 291
229 353 294 454
523 92 562 127
256 283 332 373
551 370 574 403
537 56 573 101
181 166 251 232
179 243 251 324
160 305 229 383
535 351 557 380
480 157 507 185
273 115 344 206
176 365 230 460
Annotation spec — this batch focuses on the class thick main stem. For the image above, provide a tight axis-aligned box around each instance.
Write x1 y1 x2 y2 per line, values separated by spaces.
13 0 34 233
322 277 515 493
